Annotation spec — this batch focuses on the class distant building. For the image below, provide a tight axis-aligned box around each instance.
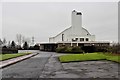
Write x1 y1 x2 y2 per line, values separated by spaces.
39 10 109 51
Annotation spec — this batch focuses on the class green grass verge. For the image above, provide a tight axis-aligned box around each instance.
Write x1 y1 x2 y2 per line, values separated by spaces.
106 55 120 63
59 53 120 63
0 53 32 61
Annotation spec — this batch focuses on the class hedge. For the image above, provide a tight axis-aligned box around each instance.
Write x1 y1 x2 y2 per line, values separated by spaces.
2 48 18 54
56 46 84 53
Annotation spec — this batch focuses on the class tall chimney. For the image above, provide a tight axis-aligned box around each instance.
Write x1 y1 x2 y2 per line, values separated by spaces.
71 10 82 36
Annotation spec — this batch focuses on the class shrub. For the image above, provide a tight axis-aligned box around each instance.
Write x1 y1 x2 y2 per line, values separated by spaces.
110 43 120 54
56 46 67 53
2 48 18 54
94 46 108 53
28 45 40 50
81 46 96 53
65 47 72 53
94 43 120 54
33 44 40 50
71 46 83 53
56 46 83 53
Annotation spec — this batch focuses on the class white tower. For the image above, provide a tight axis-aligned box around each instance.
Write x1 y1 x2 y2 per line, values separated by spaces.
71 10 82 36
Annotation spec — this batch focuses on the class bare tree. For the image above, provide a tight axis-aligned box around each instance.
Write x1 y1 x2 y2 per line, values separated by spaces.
8 41 11 48
16 34 32 46
0 38 3 46
22 36 25 44
3 38 7 46
16 34 22 46
31 36 35 45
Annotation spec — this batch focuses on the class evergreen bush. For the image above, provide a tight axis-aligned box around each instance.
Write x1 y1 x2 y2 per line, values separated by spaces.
56 46 83 53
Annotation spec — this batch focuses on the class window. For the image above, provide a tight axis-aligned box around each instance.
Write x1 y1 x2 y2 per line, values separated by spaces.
62 34 64 41
80 38 84 41
76 12 82 15
86 38 89 41
72 38 78 42
76 38 78 41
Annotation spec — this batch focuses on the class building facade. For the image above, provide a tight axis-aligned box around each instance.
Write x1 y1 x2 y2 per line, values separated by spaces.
49 10 95 43
40 10 109 52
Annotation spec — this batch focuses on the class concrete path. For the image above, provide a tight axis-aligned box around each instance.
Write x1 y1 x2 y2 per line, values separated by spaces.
2 51 120 78
0 53 38 68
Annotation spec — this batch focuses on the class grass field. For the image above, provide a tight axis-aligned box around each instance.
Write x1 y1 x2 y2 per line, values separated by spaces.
0 53 32 61
59 53 120 63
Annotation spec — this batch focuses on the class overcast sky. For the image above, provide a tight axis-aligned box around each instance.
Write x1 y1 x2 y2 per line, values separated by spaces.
1 1 118 43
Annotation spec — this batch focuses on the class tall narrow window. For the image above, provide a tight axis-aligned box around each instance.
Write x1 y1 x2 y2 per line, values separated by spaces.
62 34 64 41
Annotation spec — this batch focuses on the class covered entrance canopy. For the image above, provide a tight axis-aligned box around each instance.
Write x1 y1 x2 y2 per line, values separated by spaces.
39 41 110 52
40 42 57 52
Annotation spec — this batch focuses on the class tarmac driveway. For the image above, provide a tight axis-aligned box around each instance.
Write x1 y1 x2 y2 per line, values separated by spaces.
2 51 120 78
2 51 52 78
40 52 119 78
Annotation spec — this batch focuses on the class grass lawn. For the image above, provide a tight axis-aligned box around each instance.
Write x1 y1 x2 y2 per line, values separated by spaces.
59 53 120 63
0 53 32 61
106 55 120 63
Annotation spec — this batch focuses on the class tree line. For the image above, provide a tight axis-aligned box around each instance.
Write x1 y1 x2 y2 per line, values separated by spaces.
0 34 40 54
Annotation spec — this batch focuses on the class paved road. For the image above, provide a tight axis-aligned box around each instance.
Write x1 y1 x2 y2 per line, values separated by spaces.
2 51 120 78
2 51 52 78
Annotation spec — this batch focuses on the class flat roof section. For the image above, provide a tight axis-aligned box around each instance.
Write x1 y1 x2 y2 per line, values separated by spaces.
38 41 110 45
